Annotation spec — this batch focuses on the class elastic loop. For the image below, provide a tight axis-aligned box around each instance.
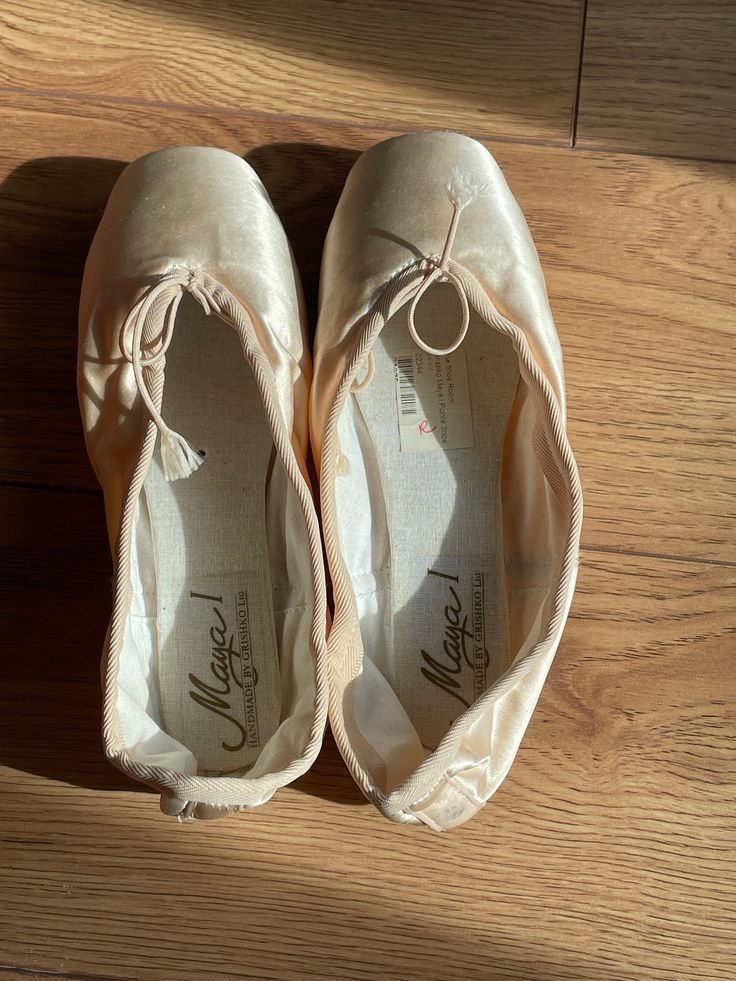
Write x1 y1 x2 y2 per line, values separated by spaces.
407 266 470 357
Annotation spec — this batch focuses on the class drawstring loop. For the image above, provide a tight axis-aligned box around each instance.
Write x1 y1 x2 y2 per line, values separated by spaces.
407 264 470 357
350 169 487 393
122 270 211 481
407 169 487 358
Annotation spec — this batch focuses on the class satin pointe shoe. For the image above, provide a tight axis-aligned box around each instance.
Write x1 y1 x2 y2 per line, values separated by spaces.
78 147 328 819
310 131 582 830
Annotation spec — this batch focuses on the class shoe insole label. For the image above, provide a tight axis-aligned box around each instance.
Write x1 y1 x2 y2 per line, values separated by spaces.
164 573 280 770
413 565 490 711
393 348 474 453
390 556 506 750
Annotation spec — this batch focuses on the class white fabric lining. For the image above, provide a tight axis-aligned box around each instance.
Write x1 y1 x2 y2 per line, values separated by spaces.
335 283 523 757
116 298 317 778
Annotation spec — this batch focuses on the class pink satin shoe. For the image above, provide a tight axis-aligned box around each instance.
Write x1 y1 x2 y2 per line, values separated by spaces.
311 131 583 830
78 147 328 819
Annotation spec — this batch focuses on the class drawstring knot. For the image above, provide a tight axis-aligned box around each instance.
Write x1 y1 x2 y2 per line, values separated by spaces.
123 269 210 481
185 270 216 315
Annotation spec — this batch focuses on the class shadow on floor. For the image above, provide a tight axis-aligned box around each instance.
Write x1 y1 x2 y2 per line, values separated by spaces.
0 149 362 807
245 141 359 325
6 787 586 981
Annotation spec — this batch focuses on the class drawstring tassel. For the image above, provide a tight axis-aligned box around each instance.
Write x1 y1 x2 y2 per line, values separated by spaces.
159 428 204 482
123 271 213 483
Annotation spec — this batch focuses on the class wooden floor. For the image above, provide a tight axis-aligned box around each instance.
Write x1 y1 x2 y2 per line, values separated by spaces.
1 2 734 979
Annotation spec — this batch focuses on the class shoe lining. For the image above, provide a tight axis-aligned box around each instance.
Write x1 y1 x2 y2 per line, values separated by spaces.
336 283 520 753
136 298 296 774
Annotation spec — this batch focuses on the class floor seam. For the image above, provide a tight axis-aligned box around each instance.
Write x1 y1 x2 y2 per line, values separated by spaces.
0 84 571 151
570 0 589 147
0 966 133 981
2 83 730 167
0 478 99 497
581 543 736 570
570 139 736 167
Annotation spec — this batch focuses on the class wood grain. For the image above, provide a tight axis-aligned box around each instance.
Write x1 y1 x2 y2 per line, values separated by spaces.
0 95 733 562
0 0 583 144
1 6 735 979
577 0 736 159
1 484 734 979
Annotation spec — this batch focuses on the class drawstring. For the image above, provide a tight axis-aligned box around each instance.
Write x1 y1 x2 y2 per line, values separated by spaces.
407 169 486 357
341 173 484 476
349 350 375 393
122 270 213 481
407 264 470 358
350 168 487 397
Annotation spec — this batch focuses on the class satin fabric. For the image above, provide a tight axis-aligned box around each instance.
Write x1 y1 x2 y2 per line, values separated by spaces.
78 147 328 818
311 132 583 830
80 147 310 549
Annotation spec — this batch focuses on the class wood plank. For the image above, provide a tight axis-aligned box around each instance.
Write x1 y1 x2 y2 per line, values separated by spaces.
528 153 736 564
0 95 733 562
577 0 736 160
0 0 583 144
0 972 96 981
1 486 734 979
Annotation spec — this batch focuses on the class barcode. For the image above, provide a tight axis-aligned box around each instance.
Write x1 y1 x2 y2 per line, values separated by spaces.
396 355 418 416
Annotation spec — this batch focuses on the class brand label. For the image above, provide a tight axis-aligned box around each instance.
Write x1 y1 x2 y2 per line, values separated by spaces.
418 567 489 708
187 587 261 753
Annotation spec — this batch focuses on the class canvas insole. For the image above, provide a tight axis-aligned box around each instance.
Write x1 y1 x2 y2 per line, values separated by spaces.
143 297 282 774
346 284 520 749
